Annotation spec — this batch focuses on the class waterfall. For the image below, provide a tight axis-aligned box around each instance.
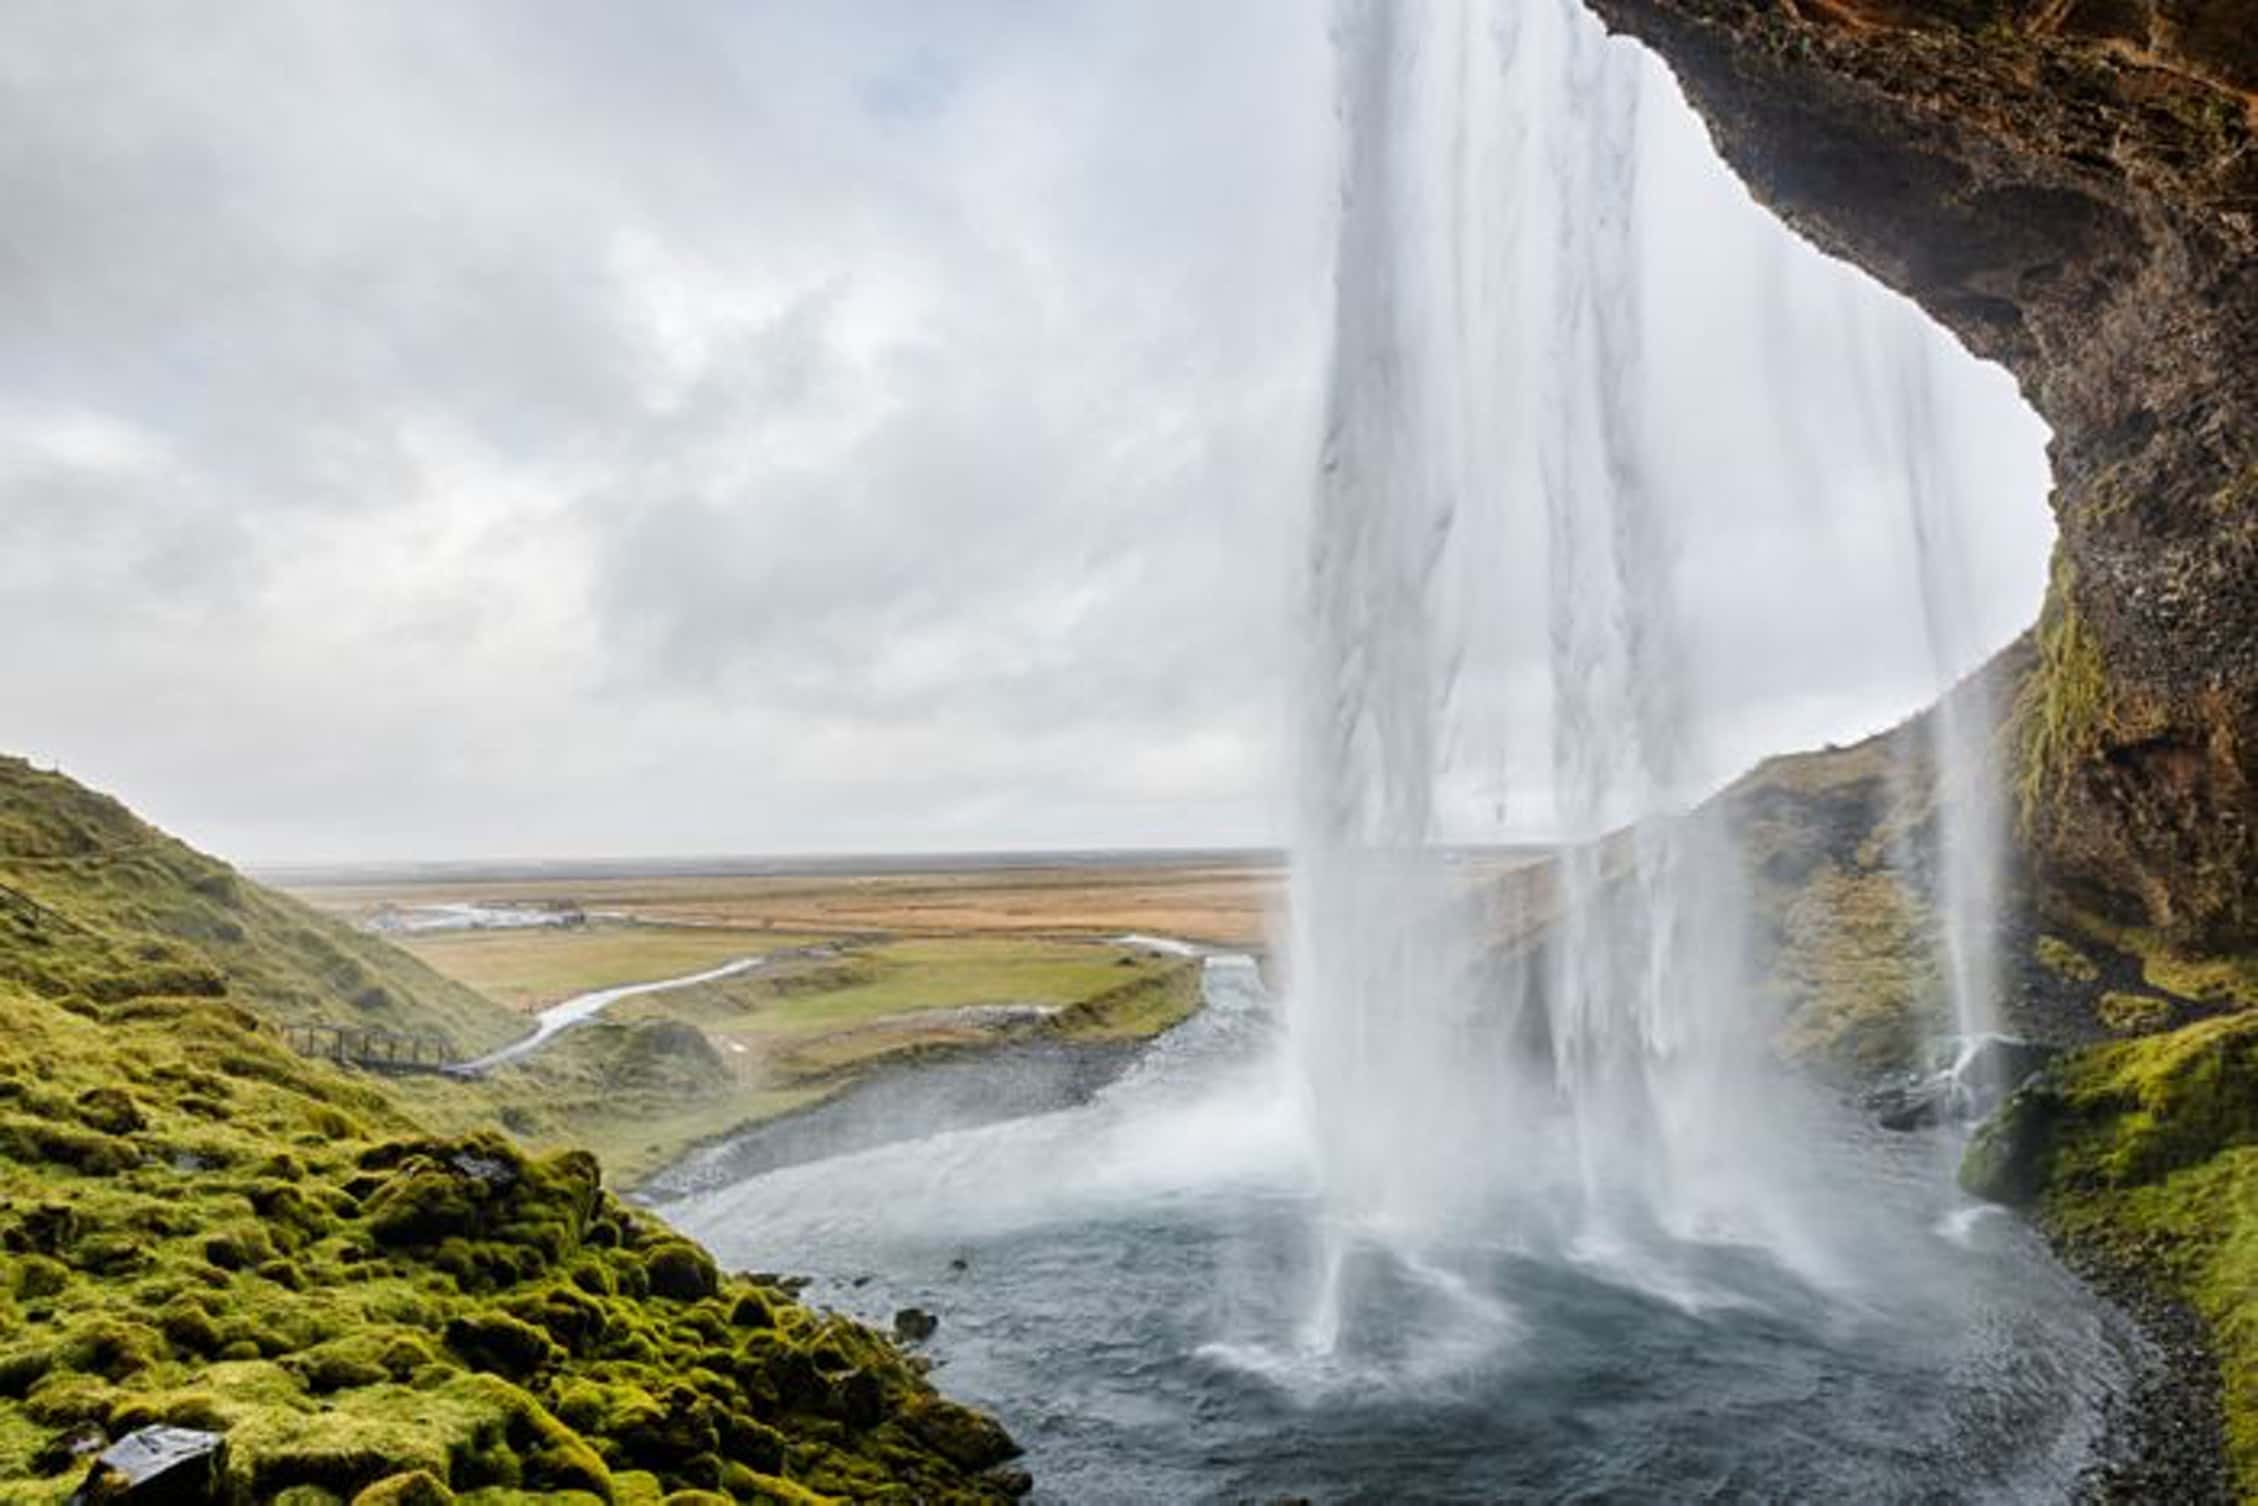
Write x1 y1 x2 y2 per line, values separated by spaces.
1288 0 2021 1340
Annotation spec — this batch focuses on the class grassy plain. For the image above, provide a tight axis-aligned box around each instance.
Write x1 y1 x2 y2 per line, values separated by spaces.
283 863 1258 1186
395 923 826 1014
296 861 1284 949
382 932 1200 1185
282 852 1539 1186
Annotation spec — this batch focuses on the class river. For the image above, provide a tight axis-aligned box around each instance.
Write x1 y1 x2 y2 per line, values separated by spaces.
663 956 2146 1504
456 954 765 1072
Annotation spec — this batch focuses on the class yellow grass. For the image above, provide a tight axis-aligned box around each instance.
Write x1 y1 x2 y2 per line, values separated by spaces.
395 921 824 1013
294 863 1285 948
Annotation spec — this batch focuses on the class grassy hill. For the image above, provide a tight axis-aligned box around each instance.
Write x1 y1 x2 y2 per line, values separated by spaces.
0 759 1024 1503
0 757 524 1058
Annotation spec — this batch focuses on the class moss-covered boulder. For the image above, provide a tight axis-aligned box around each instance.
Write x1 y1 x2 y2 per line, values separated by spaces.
1960 1080 2065 1207
352 1471 454 1506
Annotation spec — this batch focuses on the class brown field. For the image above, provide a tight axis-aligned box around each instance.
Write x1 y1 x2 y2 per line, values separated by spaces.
289 860 1289 950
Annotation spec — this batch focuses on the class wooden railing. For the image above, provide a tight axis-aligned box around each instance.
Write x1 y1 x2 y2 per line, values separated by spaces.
277 1022 474 1077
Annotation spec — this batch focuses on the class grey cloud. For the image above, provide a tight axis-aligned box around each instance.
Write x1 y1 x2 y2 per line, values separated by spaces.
0 2 2048 863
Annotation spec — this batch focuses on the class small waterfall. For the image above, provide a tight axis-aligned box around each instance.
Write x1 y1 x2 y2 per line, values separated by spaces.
1288 0 2022 1339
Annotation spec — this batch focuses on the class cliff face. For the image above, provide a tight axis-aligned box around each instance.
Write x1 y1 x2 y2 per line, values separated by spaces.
1586 0 2258 947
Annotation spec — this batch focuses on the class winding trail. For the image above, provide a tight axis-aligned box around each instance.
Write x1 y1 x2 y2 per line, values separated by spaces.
458 954 765 1073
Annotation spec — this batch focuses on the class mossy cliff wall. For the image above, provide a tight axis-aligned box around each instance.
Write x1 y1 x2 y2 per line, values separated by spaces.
1585 0 2258 948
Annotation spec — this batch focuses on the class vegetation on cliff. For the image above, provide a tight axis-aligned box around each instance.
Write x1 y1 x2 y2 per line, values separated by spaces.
1724 713 1974 1079
0 759 1024 1502
1962 1008 2258 1493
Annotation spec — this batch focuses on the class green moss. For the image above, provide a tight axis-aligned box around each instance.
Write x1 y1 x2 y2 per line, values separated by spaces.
896 1397 1019 1473
352 1473 457 1506
2098 990 2173 1034
1770 867 1946 1076
1966 1010 2258 1493
2055 903 2258 1011
0 754 1022 1502
0 757 525 1057
643 1243 719 1303
2035 933 2101 984
1045 958 1204 1042
0 985 1023 1500
12 1256 67 1301
2011 552 2115 835
446 1312 563 1381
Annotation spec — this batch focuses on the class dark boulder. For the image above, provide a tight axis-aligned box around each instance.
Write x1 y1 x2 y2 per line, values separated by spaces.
1954 1036 2060 1121
70 1425 225 1504
1960 1078 2067 1206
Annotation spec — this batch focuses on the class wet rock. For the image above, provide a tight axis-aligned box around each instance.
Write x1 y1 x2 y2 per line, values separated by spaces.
1954 1037 2059 1119
448 1151 517 1189
1960 1079 2067 1206
984 1466 1035 1497
1865 1074 1950 1132
893 1307 939 1343
70 1424 224 1503
1868 1037 2059 1132
901 1396 1020 1472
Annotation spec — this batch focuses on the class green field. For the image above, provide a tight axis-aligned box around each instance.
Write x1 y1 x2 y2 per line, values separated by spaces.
387 930 1204 1186
621 936 1159 1034
398 922 824 1014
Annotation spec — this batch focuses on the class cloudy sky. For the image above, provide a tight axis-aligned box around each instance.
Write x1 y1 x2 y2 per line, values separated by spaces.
1 3 2053 864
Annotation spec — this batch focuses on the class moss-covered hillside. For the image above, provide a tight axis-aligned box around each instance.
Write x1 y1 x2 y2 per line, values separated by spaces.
1963 950 2258 1496
1719 656 2023 1083
0 758 522 1057
0 759 1025 1503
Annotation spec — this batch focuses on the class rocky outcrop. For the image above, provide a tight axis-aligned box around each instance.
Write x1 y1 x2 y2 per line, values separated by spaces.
1586 0 2258 948
1584 8 2258 1487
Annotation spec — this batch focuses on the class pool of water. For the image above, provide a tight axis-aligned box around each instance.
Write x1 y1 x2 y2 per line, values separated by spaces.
668 958 2142 1504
